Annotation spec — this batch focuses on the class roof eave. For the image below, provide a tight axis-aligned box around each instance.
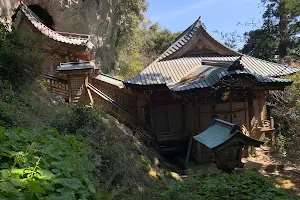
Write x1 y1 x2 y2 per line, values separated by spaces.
123 83 169 91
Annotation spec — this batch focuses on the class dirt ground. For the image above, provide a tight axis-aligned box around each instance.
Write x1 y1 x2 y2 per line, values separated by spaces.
244 146 300 198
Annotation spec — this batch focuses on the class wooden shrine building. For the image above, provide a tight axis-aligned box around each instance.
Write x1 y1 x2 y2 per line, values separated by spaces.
14 3 98 104
91 18 298 163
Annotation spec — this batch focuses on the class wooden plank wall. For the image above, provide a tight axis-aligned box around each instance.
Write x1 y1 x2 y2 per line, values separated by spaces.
90 78 137 124
153 102 186 142
196 104 214 163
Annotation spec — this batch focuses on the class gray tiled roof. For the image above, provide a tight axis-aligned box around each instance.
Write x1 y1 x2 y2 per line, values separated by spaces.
21 3 94 49
124 16 298 90
193 119 263 149
56 62 93 71
156 19 201 61
197 54 299 77
156 18 237 62
125 55 298 86
168 64 293 92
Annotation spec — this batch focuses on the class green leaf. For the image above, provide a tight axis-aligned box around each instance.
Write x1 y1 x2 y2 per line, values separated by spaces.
51 169 61 174
35 169 55 180
47 194 74 200
9 177 29 188
0 170 11 180
0 131 7 141
82 175 95 193
40 181 55 191
52 178 83 190
0 163 10 169
0 181 19 194
56 187 76 195
10 168 26 176
42 145 63 159
27 180 45 194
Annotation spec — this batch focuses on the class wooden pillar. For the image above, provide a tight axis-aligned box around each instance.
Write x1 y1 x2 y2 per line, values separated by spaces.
244 101 247 127
196 103 202 163
68 74 72 104
229 96 233 123
247 90 253 134
149 94 155 130
247 90 255 155
270 117 275 148
182 102 186 133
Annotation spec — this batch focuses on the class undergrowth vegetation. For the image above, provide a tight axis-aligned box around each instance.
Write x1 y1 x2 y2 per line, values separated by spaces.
0 87 296 199
0 84 164 199
156 172 296 200
0 127 95 199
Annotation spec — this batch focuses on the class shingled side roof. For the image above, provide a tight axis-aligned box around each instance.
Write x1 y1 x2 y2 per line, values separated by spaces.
125 54 297 86
168 64 293 92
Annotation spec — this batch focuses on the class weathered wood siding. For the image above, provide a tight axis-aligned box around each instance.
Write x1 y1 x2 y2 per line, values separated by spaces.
195 104 214 163
91 78 136 123
153 102 185 142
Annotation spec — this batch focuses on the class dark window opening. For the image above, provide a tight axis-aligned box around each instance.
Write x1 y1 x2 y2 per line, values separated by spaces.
28 5 54 29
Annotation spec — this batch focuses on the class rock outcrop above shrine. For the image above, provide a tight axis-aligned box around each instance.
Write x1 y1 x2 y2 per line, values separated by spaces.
0 0 119 72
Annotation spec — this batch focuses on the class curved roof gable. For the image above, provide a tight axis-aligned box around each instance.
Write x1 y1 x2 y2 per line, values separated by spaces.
21 3 94 49
157 18 239 62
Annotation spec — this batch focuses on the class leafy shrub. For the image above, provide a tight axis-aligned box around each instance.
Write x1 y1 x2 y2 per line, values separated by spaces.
0 23 44 88
268 73 300 157
0 126 95 199
157 172 295 200
0 84 59 128
52 106 107 135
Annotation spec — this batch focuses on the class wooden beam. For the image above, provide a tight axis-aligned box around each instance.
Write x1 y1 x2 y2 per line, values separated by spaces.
185 136 193 164
247 90 253 134
68 74 72 104
86 87 94 106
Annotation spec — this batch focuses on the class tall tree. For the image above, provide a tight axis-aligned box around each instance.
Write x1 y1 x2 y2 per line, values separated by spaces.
241 21 279 61
241 0 300 61
117 22 179 79
0 24 44 88
116 0 148 50
262 0 300 58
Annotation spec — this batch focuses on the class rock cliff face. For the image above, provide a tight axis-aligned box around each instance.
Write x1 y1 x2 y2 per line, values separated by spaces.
0 0 120 73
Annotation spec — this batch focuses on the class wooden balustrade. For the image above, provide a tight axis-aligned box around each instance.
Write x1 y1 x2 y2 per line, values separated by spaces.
44 75 69 101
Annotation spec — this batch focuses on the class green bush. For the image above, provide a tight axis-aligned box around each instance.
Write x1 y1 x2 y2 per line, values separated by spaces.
0 84 59 128
0 23 44 88
51 106 107 138
158 172 296 200
269 73 300 157
0 126 95 199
